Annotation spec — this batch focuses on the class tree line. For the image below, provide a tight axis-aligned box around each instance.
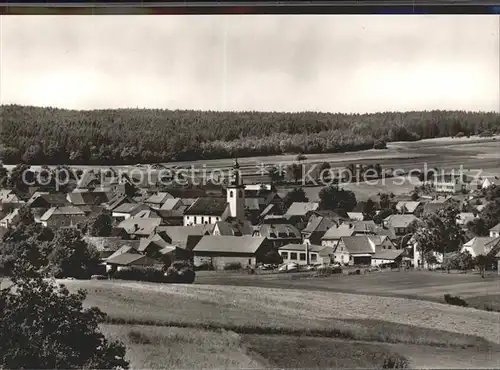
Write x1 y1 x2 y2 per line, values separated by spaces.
1 104 499 165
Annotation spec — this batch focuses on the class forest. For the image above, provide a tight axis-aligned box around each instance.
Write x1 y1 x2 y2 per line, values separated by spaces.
0 105 499 165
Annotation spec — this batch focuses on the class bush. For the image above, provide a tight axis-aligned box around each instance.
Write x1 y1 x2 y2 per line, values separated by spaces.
127 330 152 345
382 354 410 368
223 262 243 271
165 260 196 284
113 267 166 283
444 294 468 307
373 139 387 149
355 269 361 275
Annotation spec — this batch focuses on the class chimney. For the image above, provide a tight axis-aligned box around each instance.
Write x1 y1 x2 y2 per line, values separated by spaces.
349 223 353 229
134 223 139 231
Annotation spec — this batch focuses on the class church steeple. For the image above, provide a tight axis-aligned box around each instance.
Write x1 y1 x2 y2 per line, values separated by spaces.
227 157 245 222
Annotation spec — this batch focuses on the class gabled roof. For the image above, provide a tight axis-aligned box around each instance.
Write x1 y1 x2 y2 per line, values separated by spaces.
40 206 85 221
0 189 22 203
302 215 337 234
279 243 322 253
84 236 140 253
395 201 421 213
372 249 404 260
132 209 162 220
260 203 276 218
184 197 228 216
322 224 356 240
284 202 319 217
67 191 112 206
347 212 364 221
145 192 173 205
214 220 253 236
29 193 70 207
490 223 500 232
383 214 419 229
156 225 214 246
339 236 376 255
255 224 301 240
0 209 19 223
312 209 350 221
117 218 162 236
138 233 172 252
456 212 476 225
463 237 500 256
367 235 392 247
113 203 144 214
105 194 133 211
105 245 140 260
105 253 159 266
193 235 267 254
160 198 182 211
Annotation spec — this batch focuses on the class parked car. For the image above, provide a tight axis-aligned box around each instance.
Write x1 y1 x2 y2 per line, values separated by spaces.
258 264 274 270
303 265 316 272
278 263 298 273
91 275 107 280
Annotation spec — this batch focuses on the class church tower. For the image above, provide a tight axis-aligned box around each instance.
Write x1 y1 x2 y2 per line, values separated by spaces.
227 158 245 222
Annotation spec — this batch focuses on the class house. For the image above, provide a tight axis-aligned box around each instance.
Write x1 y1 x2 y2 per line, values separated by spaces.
131 209 162 220
278 243 323 265
67 191 112 206
347 212 364 221
155 224 214 249
84 236 140 259
138 233 193 264
301 215 337 246
0 209 19 228
112 203 149 221
333 236 377 266
183 197 230 226
28 193 70 209
462 237 500 258
383 215 419 236
212 220 253 236
117 218 162 239
321 223 358 247
367 235 396 250
395 201 422 215
160 198 184 211
284 202 320 226
144 192 173 209
192 235 274 270
39 206 87 229
434 173 470 194
0 189 24 206
105 253 161 273
490 223 500 238
252 223 302 248
105 194 134 212
371 249 404 267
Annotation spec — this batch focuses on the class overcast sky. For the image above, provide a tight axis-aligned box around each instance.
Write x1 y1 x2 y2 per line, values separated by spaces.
0 15 498 113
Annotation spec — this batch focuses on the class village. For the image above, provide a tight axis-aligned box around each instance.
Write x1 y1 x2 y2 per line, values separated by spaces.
1 157 499 279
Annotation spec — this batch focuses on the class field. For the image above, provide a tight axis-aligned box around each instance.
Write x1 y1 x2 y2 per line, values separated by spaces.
57 271 500 369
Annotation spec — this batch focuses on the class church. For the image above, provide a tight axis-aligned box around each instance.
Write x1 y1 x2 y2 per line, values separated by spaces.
183 159 246 226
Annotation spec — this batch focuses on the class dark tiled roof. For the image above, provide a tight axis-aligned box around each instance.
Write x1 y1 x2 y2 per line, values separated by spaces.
255 224 301 240
341 236 375 255
193 235 267 254
184 197 228 216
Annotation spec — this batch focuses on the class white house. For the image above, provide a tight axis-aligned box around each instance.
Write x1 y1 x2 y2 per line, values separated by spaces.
278 243 323 265
462 236 500 258
183 197 230 226
371 249 404 267
490 223 500 238
434 173 469 194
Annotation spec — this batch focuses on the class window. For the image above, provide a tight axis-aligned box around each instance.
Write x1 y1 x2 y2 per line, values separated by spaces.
341 255 344 261
299 253 306 261
248 259 252 265
229 190 234 198
311 254 317 261
201 217 204 224
290 252 297 260
281 252 288 259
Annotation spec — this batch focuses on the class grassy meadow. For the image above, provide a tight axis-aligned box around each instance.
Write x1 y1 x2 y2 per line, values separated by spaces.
58 274 500 369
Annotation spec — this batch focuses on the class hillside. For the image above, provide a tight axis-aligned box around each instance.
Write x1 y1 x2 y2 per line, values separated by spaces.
1 105 499 165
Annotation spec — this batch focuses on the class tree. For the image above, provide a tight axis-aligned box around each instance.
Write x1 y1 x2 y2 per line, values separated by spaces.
17 204 35 226
379 193 391 210
261 249 283 265
480 199 500 229
319 185 357 212
362 198 377 220
410 192 419 201
442 251 473 273
47 228 100 279
467 217 490 237
8 164 33 193
283 187 309 210
267 165 285 184
289 163 303 183
86 210 113 237
0 263 129 369
474 254 495 278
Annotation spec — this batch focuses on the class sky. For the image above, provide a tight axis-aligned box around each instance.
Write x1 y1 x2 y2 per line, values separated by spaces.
0 15 499 113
